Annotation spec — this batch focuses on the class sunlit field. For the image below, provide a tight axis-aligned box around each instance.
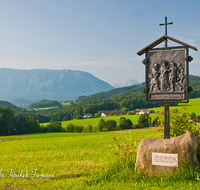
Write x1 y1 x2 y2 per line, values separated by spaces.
41 114 158 127
40 97 200 128
1 128 200 189
150 97 200 115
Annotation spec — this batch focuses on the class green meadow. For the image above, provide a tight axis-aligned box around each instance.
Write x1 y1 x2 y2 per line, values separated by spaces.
41 114 158 127
4 97 198 189
150 97 200 115
40 97 200 127
0 129 200 189
61 102 73 106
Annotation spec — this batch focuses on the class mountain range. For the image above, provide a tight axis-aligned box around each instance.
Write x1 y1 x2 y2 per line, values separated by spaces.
0 68 114 106
1 68 199 109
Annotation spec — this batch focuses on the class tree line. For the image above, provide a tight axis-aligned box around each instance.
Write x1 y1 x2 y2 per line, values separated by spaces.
9 74 200 124
28 99 60 109
97 113 158 132
14 94 160 123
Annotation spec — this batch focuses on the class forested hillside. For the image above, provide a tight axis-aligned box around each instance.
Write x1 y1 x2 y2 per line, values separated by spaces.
189 75 200 98
0 75 200 124
28 99 60 109
0 100 25 112
76 75 200 104
14 94 159 123
76 83 145 104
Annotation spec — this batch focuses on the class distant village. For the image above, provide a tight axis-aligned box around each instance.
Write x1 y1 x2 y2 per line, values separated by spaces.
83 109 155 119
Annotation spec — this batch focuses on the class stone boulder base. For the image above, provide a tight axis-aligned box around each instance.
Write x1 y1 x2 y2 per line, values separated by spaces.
135 133 198 175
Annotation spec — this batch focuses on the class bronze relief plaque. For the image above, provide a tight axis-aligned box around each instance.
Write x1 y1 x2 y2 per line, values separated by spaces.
147 50 185 100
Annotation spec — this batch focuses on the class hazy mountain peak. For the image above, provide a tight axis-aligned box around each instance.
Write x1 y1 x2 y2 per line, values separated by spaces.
113 79 139 88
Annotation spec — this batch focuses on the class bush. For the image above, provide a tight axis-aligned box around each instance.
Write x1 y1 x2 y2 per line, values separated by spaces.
198 115 200 122
78 125 83 132
41 125 49 133
74 125 79 132
105 120 116 131
18 115 42 134
102 128 107 132
132 124 139 128
45 120 64 132
190 112 196 121
138 113 149 128
115 125 122 130
88 124 92 132
158 107 200 159
98 118 106 132
153 117 158 126
119 117 133 129
82 126 99 133
67 123 74 132
158 108 195 137
74 125 83 132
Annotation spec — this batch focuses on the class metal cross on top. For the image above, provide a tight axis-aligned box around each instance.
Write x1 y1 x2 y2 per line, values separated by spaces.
159 17 173 47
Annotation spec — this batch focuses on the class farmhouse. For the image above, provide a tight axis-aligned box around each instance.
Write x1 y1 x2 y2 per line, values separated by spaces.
84 113 92 119
113 109 122 116
101 110 122 117
126 111 135 115
137 109 154 115
135 109 141 112
101 111 110 117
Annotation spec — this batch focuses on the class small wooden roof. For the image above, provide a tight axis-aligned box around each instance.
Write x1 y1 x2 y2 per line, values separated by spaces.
137 35 198 56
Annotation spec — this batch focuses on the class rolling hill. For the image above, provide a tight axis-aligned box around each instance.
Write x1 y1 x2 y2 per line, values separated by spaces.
0 100 25 112
75 75 200 104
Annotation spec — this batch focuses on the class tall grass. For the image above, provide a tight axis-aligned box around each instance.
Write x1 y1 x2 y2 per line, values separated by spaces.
87 135 200 189
0 130 200 189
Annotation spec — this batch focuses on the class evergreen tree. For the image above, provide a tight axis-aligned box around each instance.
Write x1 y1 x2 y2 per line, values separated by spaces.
138 113 149 128
0 106 16 135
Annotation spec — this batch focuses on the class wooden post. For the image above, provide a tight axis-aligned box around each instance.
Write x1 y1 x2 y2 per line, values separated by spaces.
164 104 170 139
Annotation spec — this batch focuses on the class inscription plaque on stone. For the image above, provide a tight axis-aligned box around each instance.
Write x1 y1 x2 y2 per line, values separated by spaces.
147 50 185 101
152 152 178 167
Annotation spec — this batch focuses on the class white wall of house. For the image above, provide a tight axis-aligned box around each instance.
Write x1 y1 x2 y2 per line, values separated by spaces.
101 113 107 117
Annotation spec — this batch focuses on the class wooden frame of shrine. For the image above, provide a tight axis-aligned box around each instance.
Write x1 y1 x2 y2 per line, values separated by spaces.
137 17 198 139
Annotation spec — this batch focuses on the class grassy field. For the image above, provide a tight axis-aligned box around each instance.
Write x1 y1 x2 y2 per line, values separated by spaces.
41 114 158 127
40 97 200 128
61 102 72 106
0 129 200 189
31 107 57 110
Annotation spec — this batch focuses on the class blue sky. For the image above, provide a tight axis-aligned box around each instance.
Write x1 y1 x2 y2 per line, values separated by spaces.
0 0 199 86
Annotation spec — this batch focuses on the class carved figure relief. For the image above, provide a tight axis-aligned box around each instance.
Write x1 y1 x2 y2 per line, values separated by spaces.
149 63 160 92
160 61 169 92
148 50 185 94
177 61 185 90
